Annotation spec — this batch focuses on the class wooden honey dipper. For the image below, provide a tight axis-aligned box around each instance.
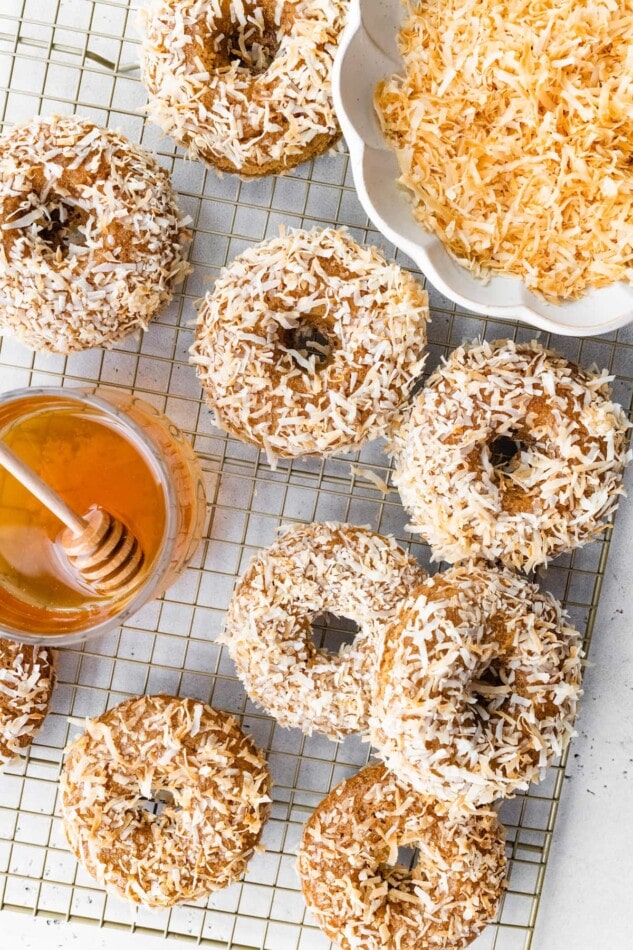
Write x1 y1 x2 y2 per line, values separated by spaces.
0 440 144 598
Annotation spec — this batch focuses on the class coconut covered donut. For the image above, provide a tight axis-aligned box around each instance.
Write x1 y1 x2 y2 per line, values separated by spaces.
60 695 271 907
298 764 507 950
221 523 425 740
139 0 347 177
0 114 191 353
191 228 429 462
391 339 630 570
0 638 54 767
369 564 583 809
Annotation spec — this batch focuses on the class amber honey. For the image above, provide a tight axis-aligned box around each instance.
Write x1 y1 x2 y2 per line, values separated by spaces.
0 388 206 643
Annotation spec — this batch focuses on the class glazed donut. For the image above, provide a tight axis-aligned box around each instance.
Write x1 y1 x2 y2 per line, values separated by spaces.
298 764 507 950
0 114 191 353
0 638 54 767
60 695 271 907
191 228 429 462
221 522 425 740
139 0 347 177
369 564 583 809
391 339 630 570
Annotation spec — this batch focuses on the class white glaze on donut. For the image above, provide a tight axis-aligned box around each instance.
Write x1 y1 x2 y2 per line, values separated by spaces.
221 522 426 739
0 114 191 353
191 227 429 463
391 339 631 570
60 695 271 907
369 563 583 810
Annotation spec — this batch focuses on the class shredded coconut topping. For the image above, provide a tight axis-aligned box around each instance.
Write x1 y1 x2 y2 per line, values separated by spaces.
298 763 507 950
0 114 191 353
0 639 54 767
191 227 429 463
60 695 271 907
391 339 631 571
139 0 347 176
369 564 583 810
221 522 425 739
376 0 633 299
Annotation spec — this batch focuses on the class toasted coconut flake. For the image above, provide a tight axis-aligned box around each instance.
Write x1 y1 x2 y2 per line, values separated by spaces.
377 0 633 299
191 227 429 463
60 695 271 907
139 0 347 177
221 522 426 740
0 114 191 353
0 639 55 767
369 564 583 810
298 763 507 950
390 339 631 570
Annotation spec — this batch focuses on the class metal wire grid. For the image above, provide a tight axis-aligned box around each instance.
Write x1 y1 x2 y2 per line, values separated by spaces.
0 1 631 947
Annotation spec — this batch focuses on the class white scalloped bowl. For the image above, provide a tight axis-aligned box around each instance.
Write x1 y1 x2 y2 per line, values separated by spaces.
333 0 633 337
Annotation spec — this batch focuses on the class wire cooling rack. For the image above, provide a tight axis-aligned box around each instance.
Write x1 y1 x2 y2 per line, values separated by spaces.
0 1 632 948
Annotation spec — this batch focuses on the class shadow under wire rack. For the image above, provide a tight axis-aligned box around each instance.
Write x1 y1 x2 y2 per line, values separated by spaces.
0 1 632 948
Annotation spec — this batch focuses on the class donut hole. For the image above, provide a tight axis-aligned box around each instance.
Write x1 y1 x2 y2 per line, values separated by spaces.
214 6 283 75
37 202 89 256
489 434 523 474
310 613 359 654
282 321 332 370
470 659 509 711
392 844 419 872
138 787 180 817
229 25 280 72
378 844 421 894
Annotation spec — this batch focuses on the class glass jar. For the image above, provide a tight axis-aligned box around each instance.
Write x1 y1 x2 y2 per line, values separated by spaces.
0 386 207 645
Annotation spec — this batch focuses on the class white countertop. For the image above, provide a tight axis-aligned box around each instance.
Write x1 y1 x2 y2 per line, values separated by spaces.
534 461 633 950
3 468 632 950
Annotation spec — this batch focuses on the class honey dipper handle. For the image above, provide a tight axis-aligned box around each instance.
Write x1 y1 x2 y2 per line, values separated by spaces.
0 440 87 537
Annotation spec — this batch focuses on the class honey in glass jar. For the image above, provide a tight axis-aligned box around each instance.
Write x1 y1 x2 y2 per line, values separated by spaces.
0 387 206 645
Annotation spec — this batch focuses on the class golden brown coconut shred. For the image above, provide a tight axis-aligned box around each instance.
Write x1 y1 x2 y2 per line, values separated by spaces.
376 0 633 300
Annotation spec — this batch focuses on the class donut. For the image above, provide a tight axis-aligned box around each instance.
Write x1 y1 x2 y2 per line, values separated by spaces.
369 564 583 809
0 638 54 767
0 114 191 353
298 763 507 950
221 522 425 740
60 695 271 907
139 0 347 177
391 339 631 570
191 228 429 462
